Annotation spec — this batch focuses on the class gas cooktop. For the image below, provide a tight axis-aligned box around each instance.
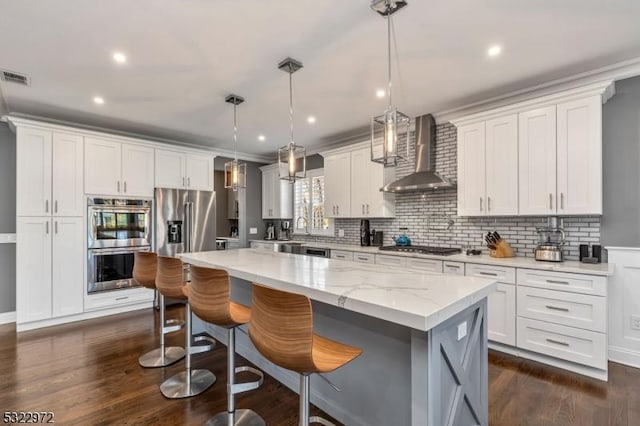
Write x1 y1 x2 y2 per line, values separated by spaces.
379 245 462 256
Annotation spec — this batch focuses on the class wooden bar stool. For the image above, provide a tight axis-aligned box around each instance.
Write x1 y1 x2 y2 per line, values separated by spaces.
134 252 186 368
188 266 265 426
249 284 363 426
157 256 217 399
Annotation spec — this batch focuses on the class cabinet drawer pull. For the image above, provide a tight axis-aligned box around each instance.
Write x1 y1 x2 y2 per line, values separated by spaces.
54 200 58 213
357 256 369 261
45 200 49 213
545 305 569 312
546 279 570 285
337 205 339 215
117 181 121 193
487 196 491 212
45 221 49 234
187 177 191 187
182 177 185 187
366 204 370 214
362 204 365 214
560 192 564 210
124 181 127 193
55 221 58 234
447 265 461 269
479 197 483 211
546 338 569 347
549 193 553 210
115 296 129 301
479 271 498 276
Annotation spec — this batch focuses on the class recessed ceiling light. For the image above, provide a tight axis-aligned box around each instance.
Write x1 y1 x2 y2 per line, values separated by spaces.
93 96 105 105
487 45 502 57
112 52 127 64
307 116 316 124
376 89 386 98
258 135 266 141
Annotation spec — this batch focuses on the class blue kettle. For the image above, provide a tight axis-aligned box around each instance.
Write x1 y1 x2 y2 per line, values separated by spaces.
393 234 411 246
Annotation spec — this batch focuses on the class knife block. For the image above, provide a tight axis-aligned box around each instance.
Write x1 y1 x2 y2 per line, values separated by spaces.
490 240 515 258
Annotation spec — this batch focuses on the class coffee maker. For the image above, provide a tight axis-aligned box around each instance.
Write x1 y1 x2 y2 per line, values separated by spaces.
279 221 291 241
360 219 371 246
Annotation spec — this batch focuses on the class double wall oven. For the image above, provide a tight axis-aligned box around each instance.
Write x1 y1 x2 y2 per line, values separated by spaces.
87 198 152 294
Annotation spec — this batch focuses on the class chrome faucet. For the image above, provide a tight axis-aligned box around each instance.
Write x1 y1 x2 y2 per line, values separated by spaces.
296 216 310 235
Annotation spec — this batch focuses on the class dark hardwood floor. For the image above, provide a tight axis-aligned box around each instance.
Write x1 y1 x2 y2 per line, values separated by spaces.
1 307 639 425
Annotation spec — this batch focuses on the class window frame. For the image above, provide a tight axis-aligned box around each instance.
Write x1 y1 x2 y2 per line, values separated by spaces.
292 168 334 236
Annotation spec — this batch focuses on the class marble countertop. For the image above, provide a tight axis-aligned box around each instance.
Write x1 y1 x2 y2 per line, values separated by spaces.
249 239 613 276
179 249 496 332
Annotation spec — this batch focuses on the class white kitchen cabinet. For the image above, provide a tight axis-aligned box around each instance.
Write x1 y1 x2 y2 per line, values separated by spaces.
16 217 84 324
86 137 156 197
52 217 84 317
324 152 351 218
556 95 602 215
17 128 84 217
456 115 518 217
487 283 516 345
121 144 155 196
154 150 213 191
331 250 354 261
457 122 486 216
260 164 293 219
350 147 395 218
443 261 465 275
518 106 557 215
16 217 52 323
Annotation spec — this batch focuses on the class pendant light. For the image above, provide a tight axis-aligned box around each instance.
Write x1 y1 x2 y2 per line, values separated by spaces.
370 0 410 167
224 94 247 191
277 57 306 183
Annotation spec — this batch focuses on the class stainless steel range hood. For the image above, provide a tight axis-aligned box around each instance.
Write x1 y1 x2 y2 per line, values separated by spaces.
381 114 454 193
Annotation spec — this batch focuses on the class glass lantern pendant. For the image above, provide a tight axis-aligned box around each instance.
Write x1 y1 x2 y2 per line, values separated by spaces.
370 0 410 167
224 94 247 191
277 57 306 183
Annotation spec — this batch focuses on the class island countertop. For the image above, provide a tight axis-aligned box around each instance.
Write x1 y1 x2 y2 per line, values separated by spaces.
179 249 496 331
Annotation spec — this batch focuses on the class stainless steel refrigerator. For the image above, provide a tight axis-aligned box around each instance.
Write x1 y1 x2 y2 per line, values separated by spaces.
155 188 217 257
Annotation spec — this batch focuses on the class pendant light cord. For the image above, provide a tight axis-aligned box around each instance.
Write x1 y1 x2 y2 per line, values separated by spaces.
387 1 393 109
289 68 294 145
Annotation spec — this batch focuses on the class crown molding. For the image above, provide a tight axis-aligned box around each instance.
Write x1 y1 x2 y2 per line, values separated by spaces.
436 56 640 124
2 114 272 163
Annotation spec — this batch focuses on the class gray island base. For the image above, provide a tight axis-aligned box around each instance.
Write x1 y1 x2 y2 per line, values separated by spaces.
180 250 494 426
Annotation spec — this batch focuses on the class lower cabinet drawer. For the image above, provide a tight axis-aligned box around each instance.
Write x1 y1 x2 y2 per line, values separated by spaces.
466 263 516 284
406 258 443 273
375 254 406 267
353 252 375 264
517 269 607 296
443 261 465 276
85 288 154 311
516 317 607 370
517 286 606 332
331 250 354 261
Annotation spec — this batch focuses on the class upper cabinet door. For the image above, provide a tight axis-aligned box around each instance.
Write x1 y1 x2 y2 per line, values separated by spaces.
52 217 84 317
557 96 602 215
186 154 214 191
155 149 186 189
324 152 351 217
52 132 83 216
17 127 52 216
518 106 557 215
485 115 518 216
350 148 370 217
122 144 155 197
274 165 293 219
85 137 122 196
261 169 275 218
457 122 486 216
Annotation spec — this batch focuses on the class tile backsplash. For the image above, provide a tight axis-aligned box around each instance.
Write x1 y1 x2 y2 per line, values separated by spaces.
272 123 601 261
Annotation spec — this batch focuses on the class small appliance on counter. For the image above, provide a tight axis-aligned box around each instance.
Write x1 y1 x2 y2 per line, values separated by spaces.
360 219 371 246
278 221 291 241
579 244 602 263
372 230 384 247
265 223 276 240
392 228 411 246
534 217 565 262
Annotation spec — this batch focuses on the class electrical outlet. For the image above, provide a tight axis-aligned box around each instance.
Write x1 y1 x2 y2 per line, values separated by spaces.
338 229 345 237
457 321 467 341
631 315 640 331
249 227 257 235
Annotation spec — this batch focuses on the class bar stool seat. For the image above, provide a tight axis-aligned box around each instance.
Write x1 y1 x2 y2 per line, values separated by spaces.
249 284 362 426
157 256 217 399
187 266 264 426
134 252 185 368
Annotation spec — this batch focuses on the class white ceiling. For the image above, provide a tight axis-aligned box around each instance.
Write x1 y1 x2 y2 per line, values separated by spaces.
1 0 640 157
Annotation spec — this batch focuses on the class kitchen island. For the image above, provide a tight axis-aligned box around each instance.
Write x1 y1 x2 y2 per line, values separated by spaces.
179 249 497 426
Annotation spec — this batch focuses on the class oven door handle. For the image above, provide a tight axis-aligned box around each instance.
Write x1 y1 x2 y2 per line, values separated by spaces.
89 247 151 255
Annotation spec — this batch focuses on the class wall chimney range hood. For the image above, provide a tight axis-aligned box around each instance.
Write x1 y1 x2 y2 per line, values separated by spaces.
380 114 454 193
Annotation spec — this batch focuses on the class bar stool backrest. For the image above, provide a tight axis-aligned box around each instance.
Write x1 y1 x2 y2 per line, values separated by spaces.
189 266 235 326
156 256 187 300
133 252 157 289
249 284 315 374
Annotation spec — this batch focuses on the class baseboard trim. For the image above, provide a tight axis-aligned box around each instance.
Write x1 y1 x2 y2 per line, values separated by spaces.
609 346 640 369
0 311 16 325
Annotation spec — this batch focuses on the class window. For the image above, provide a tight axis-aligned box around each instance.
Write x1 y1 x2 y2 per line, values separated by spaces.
293 169 333 235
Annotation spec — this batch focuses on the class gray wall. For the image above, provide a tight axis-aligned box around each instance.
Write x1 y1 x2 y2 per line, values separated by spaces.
240 161 266 246
213 171 229 237
601 75 640 247
0 121 16 313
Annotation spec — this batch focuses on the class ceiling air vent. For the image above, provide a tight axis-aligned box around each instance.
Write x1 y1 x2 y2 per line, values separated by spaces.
0 69 30 86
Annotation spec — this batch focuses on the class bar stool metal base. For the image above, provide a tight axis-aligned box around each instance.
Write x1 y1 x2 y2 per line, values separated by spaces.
160 369 216 399
205 409 265 426
138 346 185 368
